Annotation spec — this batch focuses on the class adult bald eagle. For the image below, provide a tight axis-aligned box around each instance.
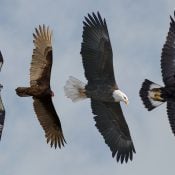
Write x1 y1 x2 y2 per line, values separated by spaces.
140 12 175 137
0 51 5 140
64 12 135 163
16 25 66 148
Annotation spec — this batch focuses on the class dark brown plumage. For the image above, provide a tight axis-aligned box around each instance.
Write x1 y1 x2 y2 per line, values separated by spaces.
16 25 66 148
140 11 175 137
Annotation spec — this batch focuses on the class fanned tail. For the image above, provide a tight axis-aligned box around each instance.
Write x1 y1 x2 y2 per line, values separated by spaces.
139 79 165 111
64 76 87 102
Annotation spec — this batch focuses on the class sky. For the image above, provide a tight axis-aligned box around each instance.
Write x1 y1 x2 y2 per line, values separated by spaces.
0 0 175 174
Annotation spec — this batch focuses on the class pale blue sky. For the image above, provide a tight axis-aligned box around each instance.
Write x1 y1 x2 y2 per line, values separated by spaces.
0 0 175 174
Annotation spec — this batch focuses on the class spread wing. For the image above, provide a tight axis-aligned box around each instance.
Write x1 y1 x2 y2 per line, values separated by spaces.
91 100 135 163
161 11 175 86
167 100 175 136
30 25 52 87
0 51 3 71
33 97 66 148
81 12 116 86
0 91 5 140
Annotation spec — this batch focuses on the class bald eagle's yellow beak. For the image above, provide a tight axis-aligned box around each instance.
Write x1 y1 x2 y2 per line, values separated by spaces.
124 100 129 105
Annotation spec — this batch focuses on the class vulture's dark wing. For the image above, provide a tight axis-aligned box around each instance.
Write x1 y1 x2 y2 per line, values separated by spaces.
33 97 66 148
91 100 135 163
0 88 5 140
167 100 175 136
161 12 175 86
81 12 116 86
0 51 3 71
30 25 52 87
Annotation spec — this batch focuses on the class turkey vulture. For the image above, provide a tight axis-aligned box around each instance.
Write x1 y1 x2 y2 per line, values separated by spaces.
140 12 175 137
0 51 5 140
64 12 135 163
16 25 66 148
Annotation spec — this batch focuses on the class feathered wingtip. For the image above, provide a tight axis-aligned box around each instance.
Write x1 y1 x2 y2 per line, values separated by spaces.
0 51 3 72
0 95 5 141
170 11 175 23
139 79 164 111
83 11 107 30
33 25 52 50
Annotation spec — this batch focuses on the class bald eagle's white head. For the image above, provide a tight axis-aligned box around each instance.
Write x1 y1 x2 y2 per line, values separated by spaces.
112 90 129 105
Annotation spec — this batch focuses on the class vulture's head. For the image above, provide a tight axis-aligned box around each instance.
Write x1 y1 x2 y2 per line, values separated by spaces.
112 90 129 105
46 89 54 97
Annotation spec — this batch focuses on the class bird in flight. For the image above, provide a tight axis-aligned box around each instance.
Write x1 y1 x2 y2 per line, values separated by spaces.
64 12 135 163
140 11 175 138
16 25 66 148
0 51 5 141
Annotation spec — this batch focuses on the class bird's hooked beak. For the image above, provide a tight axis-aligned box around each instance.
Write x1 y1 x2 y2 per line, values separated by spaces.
124 99 129 105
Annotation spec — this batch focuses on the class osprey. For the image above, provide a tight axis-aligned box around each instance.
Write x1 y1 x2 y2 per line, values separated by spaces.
16 25 66 148
0 51 5 140
140 12 175 137
64 12 135 163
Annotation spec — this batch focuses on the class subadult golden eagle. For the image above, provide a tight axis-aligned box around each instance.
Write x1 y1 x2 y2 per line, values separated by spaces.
64 12 135 163
16 25 66 148
140 12 175 137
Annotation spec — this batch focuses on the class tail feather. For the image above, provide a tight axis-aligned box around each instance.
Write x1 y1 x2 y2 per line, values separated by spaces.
64 76 87 102
16 87 31 97
139 79 165 111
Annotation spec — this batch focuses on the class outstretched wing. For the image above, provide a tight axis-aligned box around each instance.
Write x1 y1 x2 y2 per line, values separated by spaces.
0 51 3 71
167 100 175 136
33 97 66 148
91 100 135 163
0 91 5 140
81 12 116 86
161 11 175 86
30 25 52 87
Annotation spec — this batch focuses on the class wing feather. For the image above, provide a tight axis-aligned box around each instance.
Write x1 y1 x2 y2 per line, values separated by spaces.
91 100 135 163
30 25 53 86
0 51 3 71
0 91 5 140
161 12 175 86
33 97 66 148
167 100 175 136
81 12 116 86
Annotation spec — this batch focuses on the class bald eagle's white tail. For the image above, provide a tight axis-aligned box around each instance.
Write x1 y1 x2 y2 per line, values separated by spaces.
139 79 165 111
64 76 87 102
